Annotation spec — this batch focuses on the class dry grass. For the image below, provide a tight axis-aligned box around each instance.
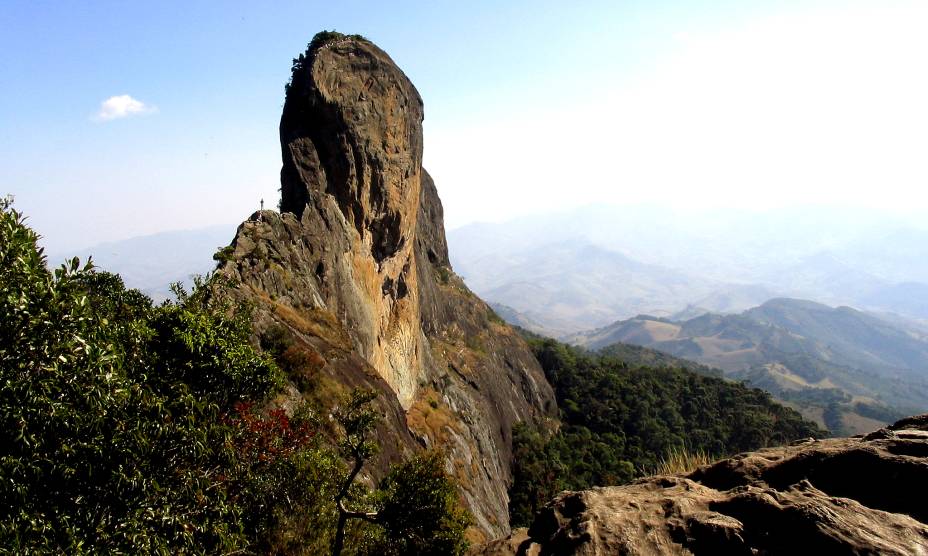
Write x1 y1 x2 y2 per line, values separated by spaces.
270 301 352 350
406 388 460 444
464 527 488 549
653 446 714 476
840 411 886 436
281 344 327 393
639 320 683 342
406 389 478 496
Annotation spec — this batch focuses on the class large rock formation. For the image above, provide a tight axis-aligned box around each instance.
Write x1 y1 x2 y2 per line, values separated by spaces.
478 415 928 554
218 33 555 540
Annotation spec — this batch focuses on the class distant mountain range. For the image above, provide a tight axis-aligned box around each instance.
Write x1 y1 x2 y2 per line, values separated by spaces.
48 225 236 301
456 237 781 334
466 240 750 334
448 204 928 333
44 209 928 436
564 298 928 435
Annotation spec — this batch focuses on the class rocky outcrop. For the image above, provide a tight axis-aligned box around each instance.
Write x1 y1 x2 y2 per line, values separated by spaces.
479 415 928 555
218 33 555 540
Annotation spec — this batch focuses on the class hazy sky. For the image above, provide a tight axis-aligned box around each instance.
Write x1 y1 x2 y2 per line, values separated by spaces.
3 0 927 252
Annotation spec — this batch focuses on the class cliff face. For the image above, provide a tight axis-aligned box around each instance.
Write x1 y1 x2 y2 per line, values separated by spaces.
478 415 928 555
218 34 555 540
278 34 426 408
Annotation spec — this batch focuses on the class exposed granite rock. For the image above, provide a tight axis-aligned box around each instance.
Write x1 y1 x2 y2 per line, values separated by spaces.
278 34 426 407
476 415 928 555
218 34 555 540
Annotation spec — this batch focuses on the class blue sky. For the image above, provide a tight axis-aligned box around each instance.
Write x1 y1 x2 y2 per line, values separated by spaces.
3 1 927 252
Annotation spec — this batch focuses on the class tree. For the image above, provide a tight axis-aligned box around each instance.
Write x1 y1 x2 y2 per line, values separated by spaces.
330 389 471 556
375 451 471 556
332 389 380 556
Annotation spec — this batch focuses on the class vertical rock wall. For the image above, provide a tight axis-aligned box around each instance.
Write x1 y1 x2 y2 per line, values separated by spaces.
219 34 555 540
279 36 426 408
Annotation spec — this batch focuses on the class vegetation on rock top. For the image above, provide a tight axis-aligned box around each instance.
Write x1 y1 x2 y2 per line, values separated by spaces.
286 30 369 94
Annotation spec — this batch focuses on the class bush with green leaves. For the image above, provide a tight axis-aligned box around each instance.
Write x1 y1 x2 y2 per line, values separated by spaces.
0 198 471 554
373 450 471 555
330 389 471 556
0 197 308 552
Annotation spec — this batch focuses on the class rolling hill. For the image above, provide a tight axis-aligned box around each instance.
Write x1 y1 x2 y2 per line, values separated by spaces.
567 298 928 435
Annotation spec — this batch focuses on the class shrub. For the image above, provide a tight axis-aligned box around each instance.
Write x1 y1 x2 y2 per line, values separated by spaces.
0 198 308 553
373 450 471 556
213 244 235 263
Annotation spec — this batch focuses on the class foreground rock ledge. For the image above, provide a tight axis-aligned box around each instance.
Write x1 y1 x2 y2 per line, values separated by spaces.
477 415 928 555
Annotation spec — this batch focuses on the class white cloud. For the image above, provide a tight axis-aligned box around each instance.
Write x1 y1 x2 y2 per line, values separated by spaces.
94 95 156 121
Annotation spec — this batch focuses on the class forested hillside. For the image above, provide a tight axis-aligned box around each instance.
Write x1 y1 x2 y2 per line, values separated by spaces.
598 341 724 378
508 338 825 526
